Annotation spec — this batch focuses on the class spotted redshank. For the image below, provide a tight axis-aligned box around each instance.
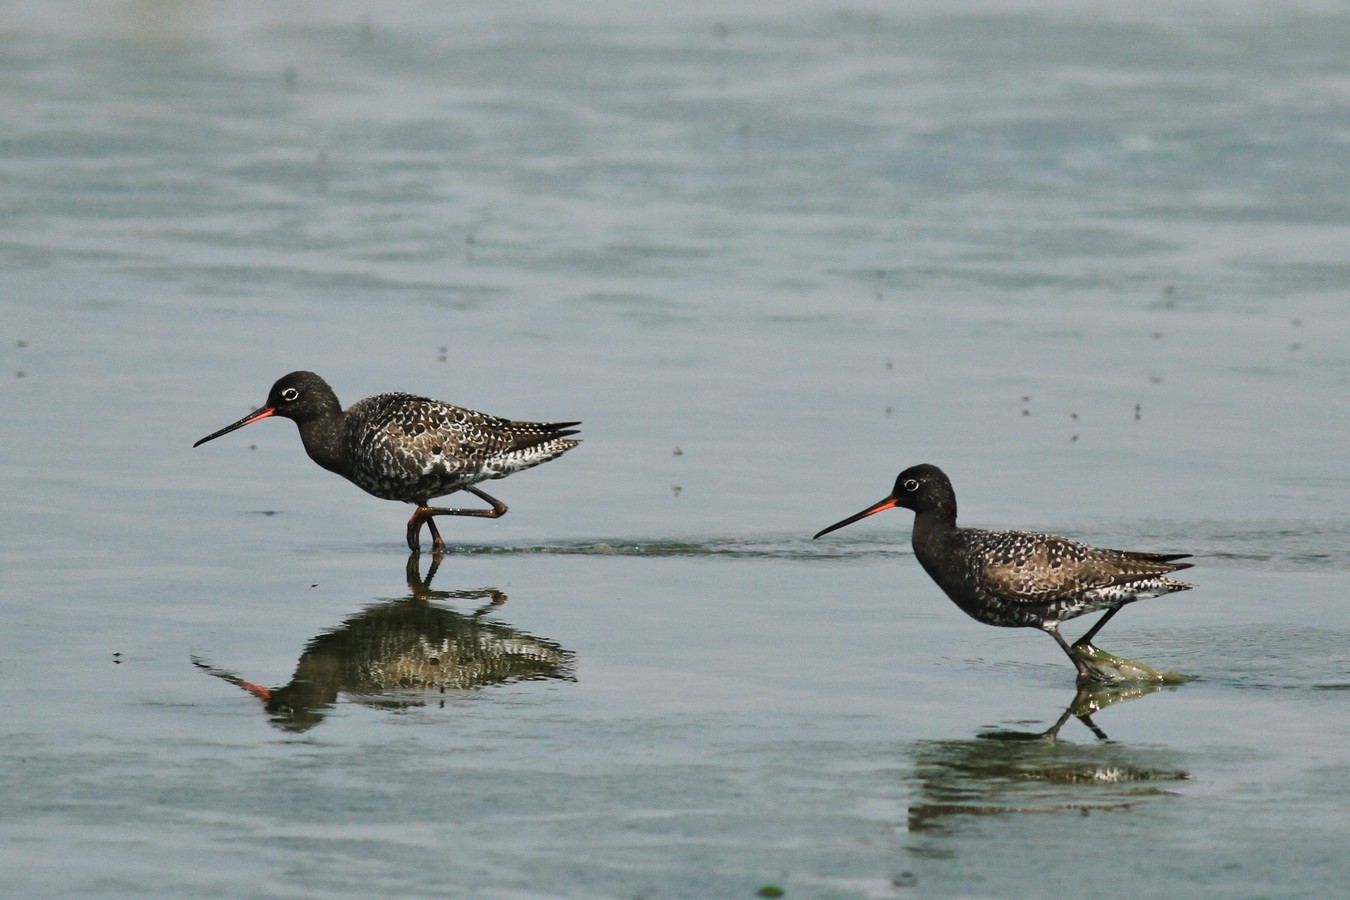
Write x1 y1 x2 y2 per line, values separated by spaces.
813 463 1194 682
194 371 580 553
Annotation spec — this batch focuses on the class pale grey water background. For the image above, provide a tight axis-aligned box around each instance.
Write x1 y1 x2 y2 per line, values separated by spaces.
3 2 1349 897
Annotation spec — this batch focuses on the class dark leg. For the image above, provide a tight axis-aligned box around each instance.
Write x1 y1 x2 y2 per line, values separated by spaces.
1044 624 1097 681
405 550 444 597
1073 606 1122 649
424 517 445 552
1048 619 1182 684
406 510 427 553
405 486 510 553
1076 712 1110 741
1037 697 1110 741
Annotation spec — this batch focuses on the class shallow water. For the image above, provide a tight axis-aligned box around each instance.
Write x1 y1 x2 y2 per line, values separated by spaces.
4 2 1350 897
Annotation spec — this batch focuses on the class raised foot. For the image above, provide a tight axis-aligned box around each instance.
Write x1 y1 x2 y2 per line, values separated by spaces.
1070 641 1189 685
405 487 509 553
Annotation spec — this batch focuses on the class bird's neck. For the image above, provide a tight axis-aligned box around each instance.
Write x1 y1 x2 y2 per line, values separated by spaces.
296 415 348 476
911 503 958 557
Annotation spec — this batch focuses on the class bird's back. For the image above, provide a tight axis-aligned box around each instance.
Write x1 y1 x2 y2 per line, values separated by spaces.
914 525 1193 627
342 392 580 502
963 528 1192 603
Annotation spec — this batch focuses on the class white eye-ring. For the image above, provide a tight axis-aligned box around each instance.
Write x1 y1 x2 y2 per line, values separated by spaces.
281 388 300 402
902 478 919 492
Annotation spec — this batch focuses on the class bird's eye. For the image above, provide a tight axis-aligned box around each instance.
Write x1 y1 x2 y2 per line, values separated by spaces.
902 479 919 492
281 388 300 402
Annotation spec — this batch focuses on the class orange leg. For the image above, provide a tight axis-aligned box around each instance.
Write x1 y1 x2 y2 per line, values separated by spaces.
406 485 509 553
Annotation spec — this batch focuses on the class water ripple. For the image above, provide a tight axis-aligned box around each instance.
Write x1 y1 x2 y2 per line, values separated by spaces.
436 536 913 562
428 519 1350 570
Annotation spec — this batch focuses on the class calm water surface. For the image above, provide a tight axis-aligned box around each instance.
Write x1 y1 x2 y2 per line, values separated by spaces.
3 2 1349 897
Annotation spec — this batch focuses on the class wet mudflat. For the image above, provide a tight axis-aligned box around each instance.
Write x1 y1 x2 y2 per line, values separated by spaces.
3 3 1349 897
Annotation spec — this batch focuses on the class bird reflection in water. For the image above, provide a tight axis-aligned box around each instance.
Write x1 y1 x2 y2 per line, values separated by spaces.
906 684 1188 838
193 554 575 732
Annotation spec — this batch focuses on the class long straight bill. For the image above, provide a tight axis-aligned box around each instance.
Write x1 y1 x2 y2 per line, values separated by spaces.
812 496 898 540
193 406 276 447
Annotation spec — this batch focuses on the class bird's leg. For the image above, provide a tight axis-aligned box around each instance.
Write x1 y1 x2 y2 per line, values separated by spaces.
1047 620 1184 685
1072 606 1122 650
406 508 449 553
406 486 510 553
1076 713 1110 741
425 517 445 552
1045 624 1100 682
405 550 445 599
406 509 428 553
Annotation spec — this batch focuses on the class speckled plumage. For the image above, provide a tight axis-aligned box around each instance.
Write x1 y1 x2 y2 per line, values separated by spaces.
340 390 579 502
195 371 579 552
931 526 1193 630
814 463 1194 682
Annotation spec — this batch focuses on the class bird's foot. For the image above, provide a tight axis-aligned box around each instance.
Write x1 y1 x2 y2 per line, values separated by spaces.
1070 641 1188 685
1066 681 1169 722
406 507 439 554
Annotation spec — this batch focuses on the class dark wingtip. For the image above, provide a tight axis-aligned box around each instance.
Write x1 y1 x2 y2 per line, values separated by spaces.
517 421 581 441
1146 552 1193 572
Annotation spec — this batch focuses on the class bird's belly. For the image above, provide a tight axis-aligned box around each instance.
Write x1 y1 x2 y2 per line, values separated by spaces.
944 587 1049 629
951 581 1178 630
346 465 482 503
918 556 1049 629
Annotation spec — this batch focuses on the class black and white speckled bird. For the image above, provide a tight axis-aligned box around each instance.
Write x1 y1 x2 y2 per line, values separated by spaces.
813 463 1194 682
194 371 580 553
